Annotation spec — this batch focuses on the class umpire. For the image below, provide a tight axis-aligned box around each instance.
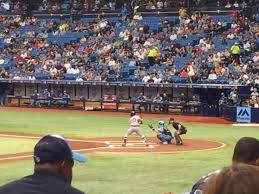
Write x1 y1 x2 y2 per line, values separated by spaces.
168 118 187 145
0 135 87 194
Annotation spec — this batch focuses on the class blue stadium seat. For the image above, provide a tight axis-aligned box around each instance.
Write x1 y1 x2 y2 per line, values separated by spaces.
64 74 78 80
35 73 50 80
106 74 116 82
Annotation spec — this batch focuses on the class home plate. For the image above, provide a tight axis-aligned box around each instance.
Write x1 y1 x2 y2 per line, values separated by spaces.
108 142 157 145
111 144 157 148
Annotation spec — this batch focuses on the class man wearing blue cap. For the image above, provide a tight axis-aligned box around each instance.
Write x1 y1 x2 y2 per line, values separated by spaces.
0 135 87 194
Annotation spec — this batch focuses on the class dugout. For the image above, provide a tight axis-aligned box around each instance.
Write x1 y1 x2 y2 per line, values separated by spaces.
0 80 249 117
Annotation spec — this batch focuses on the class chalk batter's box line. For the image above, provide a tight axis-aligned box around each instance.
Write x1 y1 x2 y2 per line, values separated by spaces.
106 142 156 145
108 145 155 148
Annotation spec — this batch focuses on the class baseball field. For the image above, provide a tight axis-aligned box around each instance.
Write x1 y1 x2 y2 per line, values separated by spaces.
0 107 258 194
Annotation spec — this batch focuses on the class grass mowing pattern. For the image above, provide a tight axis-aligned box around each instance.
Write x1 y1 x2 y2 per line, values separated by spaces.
0 110 258 194
0 137 36 155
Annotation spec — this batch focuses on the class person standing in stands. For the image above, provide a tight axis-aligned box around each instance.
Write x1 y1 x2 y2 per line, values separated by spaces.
147 46 158 66
230 42 241 65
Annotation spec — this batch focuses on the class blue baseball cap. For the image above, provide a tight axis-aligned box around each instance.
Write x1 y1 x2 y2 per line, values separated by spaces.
34 135 87 164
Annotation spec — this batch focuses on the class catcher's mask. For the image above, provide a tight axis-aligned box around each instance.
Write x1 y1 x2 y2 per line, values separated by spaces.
158 120 165 126
168 118 175 124
130 111 136 116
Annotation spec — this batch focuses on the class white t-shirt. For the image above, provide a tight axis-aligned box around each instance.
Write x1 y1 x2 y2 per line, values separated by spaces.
142 75 150 83
170 34 177 41
208 73 217 80
153 77 162 84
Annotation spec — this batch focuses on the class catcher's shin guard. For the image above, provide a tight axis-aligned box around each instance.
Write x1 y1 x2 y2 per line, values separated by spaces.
174 132 182 144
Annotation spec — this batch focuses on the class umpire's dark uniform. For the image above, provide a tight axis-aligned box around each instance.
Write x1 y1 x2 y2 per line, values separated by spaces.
172 120 187 145
0 169 84 194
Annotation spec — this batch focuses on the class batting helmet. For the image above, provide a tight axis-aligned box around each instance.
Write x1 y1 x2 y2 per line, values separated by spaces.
130 111 136 116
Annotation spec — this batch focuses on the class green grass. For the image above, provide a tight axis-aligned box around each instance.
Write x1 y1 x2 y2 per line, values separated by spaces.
0 137 36 154
0 110 258 194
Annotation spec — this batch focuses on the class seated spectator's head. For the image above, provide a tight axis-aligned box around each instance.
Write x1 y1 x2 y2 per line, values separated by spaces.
202 164 259 194
232 137 259 165
34 135 86 184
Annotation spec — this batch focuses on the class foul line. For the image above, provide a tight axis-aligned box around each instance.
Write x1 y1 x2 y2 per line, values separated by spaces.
0 147 110 162
0 134 106 144
0 155 32 161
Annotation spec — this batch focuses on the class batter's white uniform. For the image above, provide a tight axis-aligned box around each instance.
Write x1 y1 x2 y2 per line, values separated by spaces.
124 115 145 138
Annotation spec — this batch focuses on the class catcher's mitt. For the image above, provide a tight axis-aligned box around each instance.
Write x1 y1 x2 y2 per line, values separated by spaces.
148 124 155 131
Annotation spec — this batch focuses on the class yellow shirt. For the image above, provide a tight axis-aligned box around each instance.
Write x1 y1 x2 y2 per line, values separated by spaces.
148 48 157 57
230 45 240 54
179 8 186 18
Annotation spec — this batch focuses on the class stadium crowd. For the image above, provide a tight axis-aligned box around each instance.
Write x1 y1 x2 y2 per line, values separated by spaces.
0 2 258 86
0 0 257 12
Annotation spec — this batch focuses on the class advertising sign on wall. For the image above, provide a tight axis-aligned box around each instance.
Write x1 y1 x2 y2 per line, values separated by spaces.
236 107 251 123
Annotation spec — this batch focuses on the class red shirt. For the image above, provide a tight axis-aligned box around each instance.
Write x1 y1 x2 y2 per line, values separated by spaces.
180 70 188 77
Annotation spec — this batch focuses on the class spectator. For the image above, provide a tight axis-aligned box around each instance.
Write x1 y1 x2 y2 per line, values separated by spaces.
0 9 257 85
147 47 158 66
153 73 162 84
233 1 240 8
0 134 86 194
225 2 232 8
254 99 259 108
0 68 9 78
251 87 259 101
202 164 259 194
243 40 251 56
253 52 259 63
187 63 195 83
142 71 150 83
190 137 259 194
208 70 217 82
230 42 241 65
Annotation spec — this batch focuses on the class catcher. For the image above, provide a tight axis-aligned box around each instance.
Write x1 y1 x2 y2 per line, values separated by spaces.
168 118 187 145
148 121 173 144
